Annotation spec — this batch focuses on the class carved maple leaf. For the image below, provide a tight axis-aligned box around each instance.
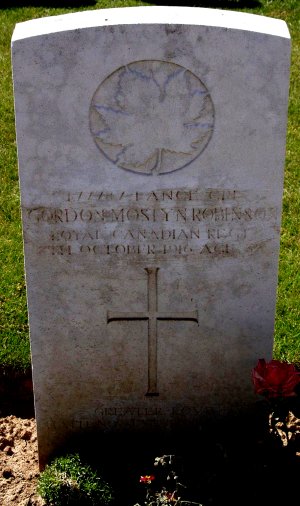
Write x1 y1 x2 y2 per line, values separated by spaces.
90 61 214 174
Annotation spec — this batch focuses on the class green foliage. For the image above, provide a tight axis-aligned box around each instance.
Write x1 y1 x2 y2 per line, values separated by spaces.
37 453 114 506
0 277 30 371
134 455 203 506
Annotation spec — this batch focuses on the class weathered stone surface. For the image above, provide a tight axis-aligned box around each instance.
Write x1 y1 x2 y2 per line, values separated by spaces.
12 6 290 466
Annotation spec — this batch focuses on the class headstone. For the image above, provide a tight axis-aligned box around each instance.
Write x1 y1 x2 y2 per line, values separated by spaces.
12 6 291 467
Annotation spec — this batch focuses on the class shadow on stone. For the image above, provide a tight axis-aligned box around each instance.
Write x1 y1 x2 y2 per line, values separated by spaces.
51 414 300 506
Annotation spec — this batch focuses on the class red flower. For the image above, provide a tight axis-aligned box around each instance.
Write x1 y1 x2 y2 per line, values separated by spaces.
140 475 155 484
252 359 300 399
163 492 177 502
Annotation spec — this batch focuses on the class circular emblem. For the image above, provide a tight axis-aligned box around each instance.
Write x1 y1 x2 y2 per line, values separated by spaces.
89 60 214 175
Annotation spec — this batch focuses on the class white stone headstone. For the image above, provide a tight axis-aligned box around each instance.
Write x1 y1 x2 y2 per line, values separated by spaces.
12 6 290 467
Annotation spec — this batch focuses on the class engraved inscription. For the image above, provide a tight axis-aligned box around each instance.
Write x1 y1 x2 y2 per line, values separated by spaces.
24 187 279 259
89 61 214 174
27 205 278 224
46 403 213 433
107 267 198 396
64 188 243 203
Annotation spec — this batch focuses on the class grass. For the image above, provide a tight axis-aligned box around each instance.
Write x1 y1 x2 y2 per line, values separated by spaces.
37 453 114 506
0 0 299 372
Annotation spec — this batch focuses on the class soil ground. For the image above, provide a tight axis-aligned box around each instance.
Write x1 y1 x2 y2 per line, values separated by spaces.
0 415 45 506
1 374 300 506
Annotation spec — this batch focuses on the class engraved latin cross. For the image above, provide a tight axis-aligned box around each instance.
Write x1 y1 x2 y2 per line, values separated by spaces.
107 267 198 396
